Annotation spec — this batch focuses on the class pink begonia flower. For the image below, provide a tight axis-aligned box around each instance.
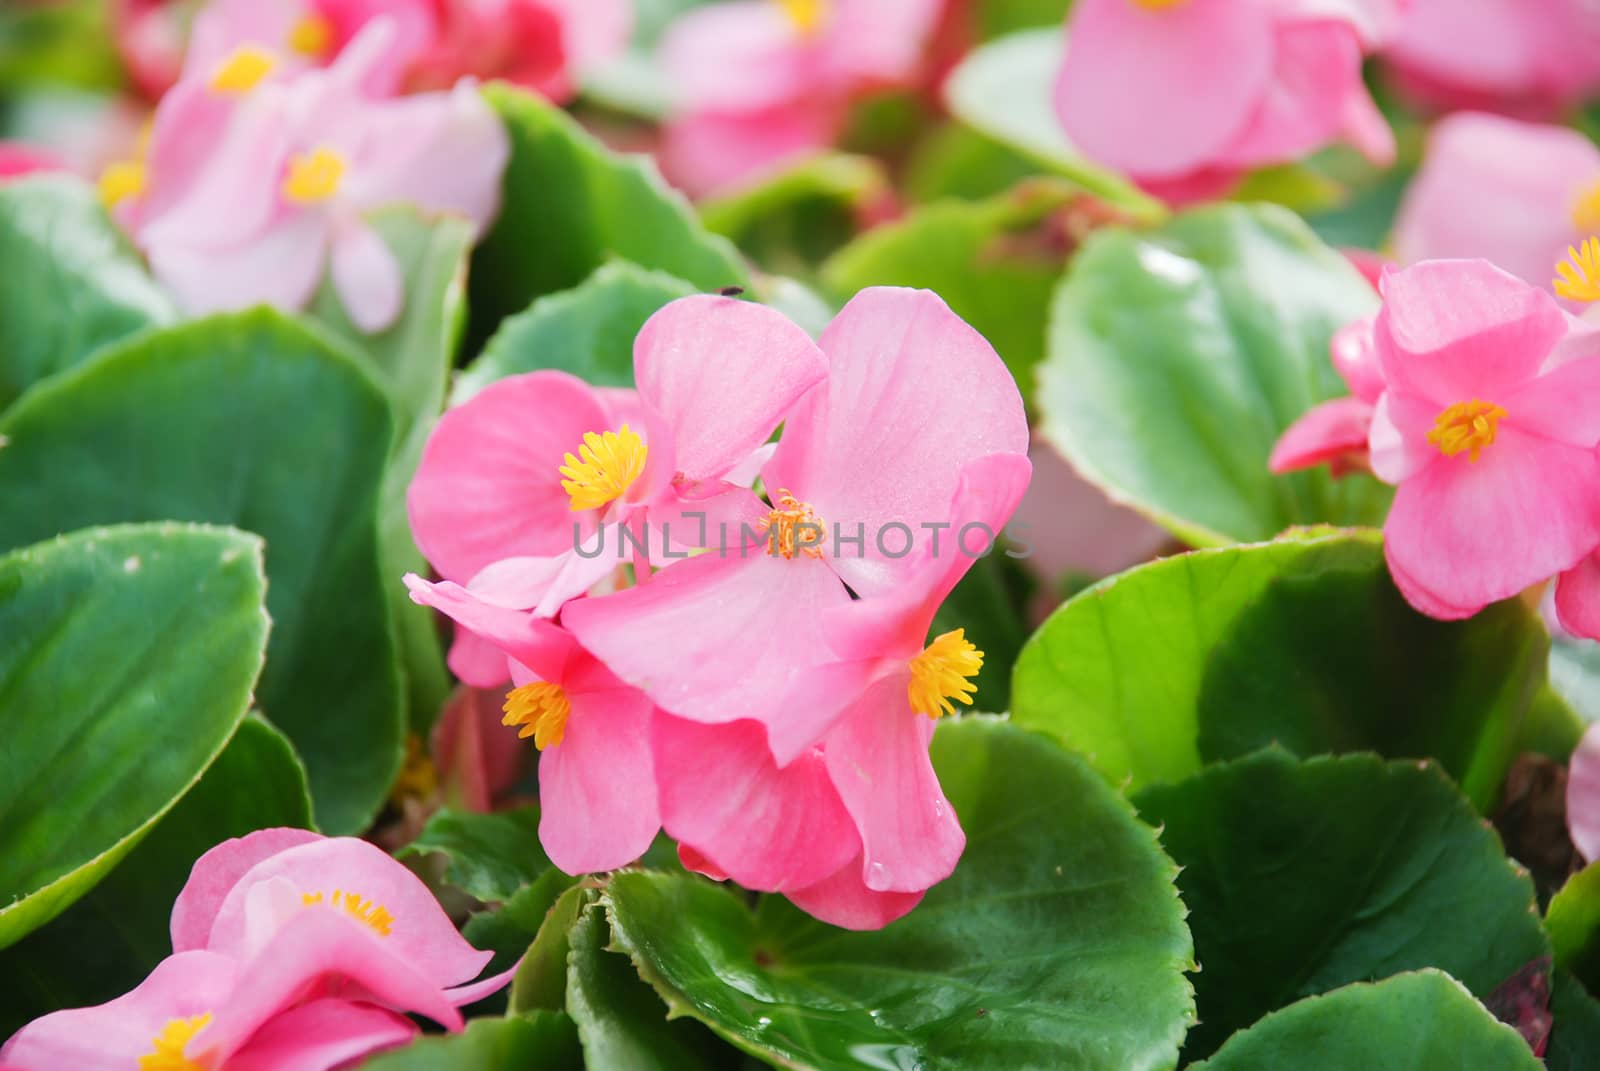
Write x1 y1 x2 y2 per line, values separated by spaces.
2 829 514 1069
0 143 68 181
1269 313 1383 475
407 296 827 630
401 580 664 874
1395 113 1600 302
1383 0 1600 117
126 20 507 332
652 455 1031 929
1053 0 1398 203
408 0 632 102
432 685 530 812
563 287 1031 766
659 0 943 196
1568 723 1600 864
1365 259 1600 625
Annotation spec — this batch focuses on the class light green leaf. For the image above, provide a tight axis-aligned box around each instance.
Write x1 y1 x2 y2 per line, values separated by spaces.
0 310 404 833
1550 863 1600 994
606 718 1195 1071
701 154 890 270
0 523 268 947
1039 202 1389 545
356 1013 583 1070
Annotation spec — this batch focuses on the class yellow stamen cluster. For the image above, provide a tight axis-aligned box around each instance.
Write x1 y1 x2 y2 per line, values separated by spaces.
98 161 147 209
282 146 347 204
559 425 648 511
908 629 984 720
289 13 334 57
1128 0 1189 9
209 45 278 95
759 490 826 559
1426 399 1507 462
775 0 829 35
140 1013 212 1071
1555 237 1600 303
302 889 396 937
504 681 571 750
389 732 439 805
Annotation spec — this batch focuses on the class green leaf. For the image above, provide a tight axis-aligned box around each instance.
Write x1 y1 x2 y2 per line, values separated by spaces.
511 882 591 1014
0 176 175 410
971 0 1074 39
0 715 310 1031
468 85 747 349
1190 970 1542 1071
1135 750 1549 1061
1012 531 1552 809
356 1012 583 1070
822 183 1075 407
1551 634 1600 726
701 154 890 270
929 553 1033 712
903 124 1050 204
943 29 1162 220
0 310 404 833
1550 864 1600 993
456 262 696 403
0 523 268 947
400 806 551 904
568 898 736 1070
461 868 581 1008
1550 972 1600 1071
606 718 1195 1071
1039 203 1389 545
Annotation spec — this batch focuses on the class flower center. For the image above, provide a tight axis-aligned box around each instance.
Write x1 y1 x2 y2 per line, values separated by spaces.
559 425 647 512
503 682 571 750
289 13 334 57
758 490 826 559
775 0 829 35
908 630 984 719
1128 0 1189 9
139 1013 212 1071
302 889 396 936
209 45 278 95
1556 237 1600 303
98 160 147 208
282 146 346 204
1426 400 1506 462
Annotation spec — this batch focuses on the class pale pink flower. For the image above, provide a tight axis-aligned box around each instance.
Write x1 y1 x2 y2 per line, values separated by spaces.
0 143 68 181
1568 723 1600 864
1269 313 1383 475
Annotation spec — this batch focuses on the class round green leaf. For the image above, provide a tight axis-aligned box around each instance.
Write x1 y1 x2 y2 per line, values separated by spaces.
0 715 310 1029
0 176 175 410
1549 864 1600 993
1191 970 1542 1071
1039 202 1389 545
0 310 404 833
1012 531 1552 809
0 523 268 947
468 85 747 349
606 718 1195 1071
1135 750 1548 1061
942 29 1162 220
455 262 696 403
357 1013 583 1070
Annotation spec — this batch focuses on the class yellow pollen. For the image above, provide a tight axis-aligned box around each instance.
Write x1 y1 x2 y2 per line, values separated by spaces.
559 425 647 512
139 1013 212 1071
758 489 826 559
503 681 571 750
1427 399 1507 462
908 629 984 720
289 13 334 56
98 161 147 209
389 732 438 806
302 889 396 936
209 45 278 94
1128 0 1189 9
1556 237 1600 303
775 0 829 34
282 146 346 204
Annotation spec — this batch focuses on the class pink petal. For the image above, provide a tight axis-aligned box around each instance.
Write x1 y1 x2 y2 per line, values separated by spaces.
634 296 827 486
1557 550 1600 642
1367 390 1439 485
406 370 610 584
1500 349 1600 446
203 836 492 989
1053 0 1274 179
468 540 631 619
171 827 324 954
224 999 417 1071
784 854 924 931
1375 259 1568 404
182 0 305 81
331 220 403 333
660 2 815 113
1386 551 1485 621
0 951 236 1070
661 101 842 199
432 685 527 812
1331 314 1385 402
763 287 1028 599
821 0 943 86
1568 723 1600 864
1219 19 1373 169
1269 397 1375 473
652 716 858 891
541 0 633 68
537 687 661 874
405 574 576 681
146 210 329 319
1383 427 1600 611
823 673 964 894
446 626 513 688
